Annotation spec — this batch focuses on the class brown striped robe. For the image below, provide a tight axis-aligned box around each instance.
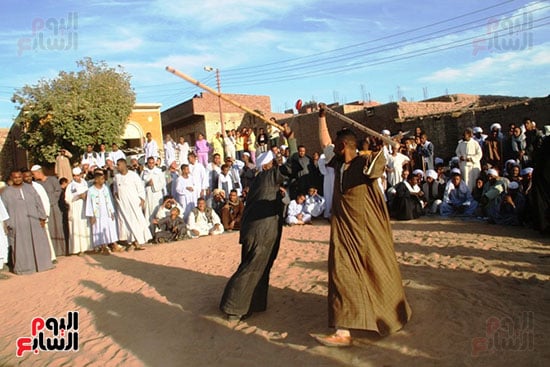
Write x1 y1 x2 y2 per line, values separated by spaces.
327 148 411 335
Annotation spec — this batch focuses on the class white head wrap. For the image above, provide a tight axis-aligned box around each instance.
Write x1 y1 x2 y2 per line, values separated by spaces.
426 169 438 180
257 151 275 171
487 168 498 177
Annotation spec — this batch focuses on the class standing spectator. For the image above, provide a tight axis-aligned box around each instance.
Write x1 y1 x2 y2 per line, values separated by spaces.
247 128 257 165
523 118 543 167
177 136 190 165
113 159 152 250
188 152 208 199
194 132 210 167
173 164 196 220
164 134 177 168
235 130 245 161
55 148 73 181
109 143 126 163
96 143 108 169
142 156 166 235
256 127 269 154
0 194 8 271
32 165 67 256
223 130 236 160
456 127 483 191
417 132 435 171
86 171 119 255
81 144 98 168
65 167 92 255
317 153 334 219
210 132 225 161
289 145 314 199
143 132 159 161
483 126 503 171
1 170 52 274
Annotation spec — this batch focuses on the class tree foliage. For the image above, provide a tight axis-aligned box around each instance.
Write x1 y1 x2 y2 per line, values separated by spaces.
11 57 136 164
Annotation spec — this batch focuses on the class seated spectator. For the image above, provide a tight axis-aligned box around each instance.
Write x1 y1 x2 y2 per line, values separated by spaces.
187 197 224 238
154 196 184 227
286 193 312 225
304 187 326 218
423 169 444 214
479 168 506 217
520 167 533 195
488 181 526 226
211 189 226 217
440 168 478 217
152 207 187 243
389 173 425 220
471 177 486 203
220 189 244 231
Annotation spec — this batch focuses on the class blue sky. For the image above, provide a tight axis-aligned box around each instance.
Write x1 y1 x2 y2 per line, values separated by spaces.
1 0 549 128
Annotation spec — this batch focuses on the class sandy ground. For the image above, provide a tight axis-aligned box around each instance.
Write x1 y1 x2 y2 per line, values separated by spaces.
0 217 548 367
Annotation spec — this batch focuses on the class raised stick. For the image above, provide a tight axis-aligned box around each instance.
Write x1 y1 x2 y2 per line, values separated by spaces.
320 103 400 149
165 66 285 131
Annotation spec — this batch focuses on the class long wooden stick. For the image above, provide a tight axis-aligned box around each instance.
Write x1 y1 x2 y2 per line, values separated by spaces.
320 103 400 149
165 66 284 131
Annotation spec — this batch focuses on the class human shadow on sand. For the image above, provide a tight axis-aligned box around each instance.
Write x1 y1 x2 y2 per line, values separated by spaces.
78 255 438 366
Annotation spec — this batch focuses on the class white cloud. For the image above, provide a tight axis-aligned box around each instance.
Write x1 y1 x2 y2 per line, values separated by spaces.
419 42 550 83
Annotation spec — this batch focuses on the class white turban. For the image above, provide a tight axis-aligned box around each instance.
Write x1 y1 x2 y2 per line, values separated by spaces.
257 151 275 171
426 169 438 180
412 169 424 177
490 123 502 131
435 157 444 165
521 167 533 175
487 168 498 177
381 129 391 136
72 167 82 175
30 164 42 172
451 168 461 175
473 127 483 134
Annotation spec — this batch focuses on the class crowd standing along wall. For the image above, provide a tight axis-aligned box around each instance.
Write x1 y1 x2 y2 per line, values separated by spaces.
281 95 549 161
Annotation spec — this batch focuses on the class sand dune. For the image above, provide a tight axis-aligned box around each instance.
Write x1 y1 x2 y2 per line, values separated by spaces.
1 217 548 366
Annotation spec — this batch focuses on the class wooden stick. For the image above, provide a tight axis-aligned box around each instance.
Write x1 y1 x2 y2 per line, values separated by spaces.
320 103 400 149
165 66 285 131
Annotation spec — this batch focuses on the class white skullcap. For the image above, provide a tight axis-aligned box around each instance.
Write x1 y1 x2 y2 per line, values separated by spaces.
508 181 520 190
451 156 459 163
280 145 288 151
451 168 461 175
412 169 424 177
381 129 391 136
473 127 483 133
30 164 42 171
520 167 533 175
72 167 82 175
435 157 444 165
426 169 438 180
505 159 517 167
490 123 502 131
243 152 250 157
487 168 498 177
257 151 275 170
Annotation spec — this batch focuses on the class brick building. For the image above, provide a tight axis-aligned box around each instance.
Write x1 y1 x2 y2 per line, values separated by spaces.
161 92 292 146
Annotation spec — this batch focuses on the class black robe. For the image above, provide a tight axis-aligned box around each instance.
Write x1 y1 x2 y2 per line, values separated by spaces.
220 140 297 317
390 182 424 221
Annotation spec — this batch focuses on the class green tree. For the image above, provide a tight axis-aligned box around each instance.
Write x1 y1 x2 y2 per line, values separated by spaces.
11 57 136 164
